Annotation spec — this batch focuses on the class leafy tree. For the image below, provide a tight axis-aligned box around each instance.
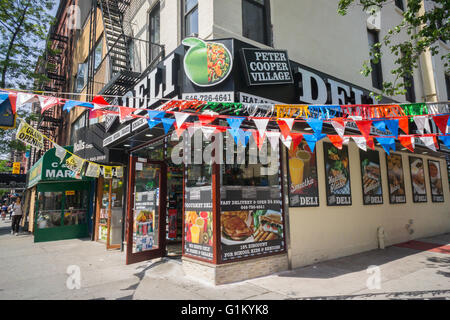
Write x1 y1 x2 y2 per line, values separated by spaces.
0 0 56 89
0 159 12 172
338 0 449 100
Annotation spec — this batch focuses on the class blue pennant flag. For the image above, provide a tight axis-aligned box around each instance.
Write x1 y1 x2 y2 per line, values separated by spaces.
239 129 252 147
373 120 387 133
228 128 241 145
0 93 9 105
440 135 450 148
161 118 175 134
385 119 399 138
376 137 396 155
227 117 245 131
313 133 327 141
303 134 320 153
306 118 323 135
148 110 165 120
63 100 93 112
147 119 161 129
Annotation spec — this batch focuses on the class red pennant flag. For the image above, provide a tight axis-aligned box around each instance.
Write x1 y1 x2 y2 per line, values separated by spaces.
399 136 414 153
251 130 266 150
119 106 138 121
92 95 109 106
197 114 215 126
39 96 60 114
174 122 190 138
432 115 449 134
355 120 373 140
277 119 294 139
398 117 409 135
89 108 105 119
366 136 375 150
328 135 344 150
290 132 304 152
8 93 17 114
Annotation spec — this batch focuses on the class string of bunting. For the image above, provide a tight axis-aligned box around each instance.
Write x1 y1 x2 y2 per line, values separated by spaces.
2 90 450 157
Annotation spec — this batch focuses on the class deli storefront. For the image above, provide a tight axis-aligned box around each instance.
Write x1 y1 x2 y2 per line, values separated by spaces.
102 38 450 284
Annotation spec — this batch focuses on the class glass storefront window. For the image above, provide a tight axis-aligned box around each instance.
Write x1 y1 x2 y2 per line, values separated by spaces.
37 192 63 229
63 190 88 226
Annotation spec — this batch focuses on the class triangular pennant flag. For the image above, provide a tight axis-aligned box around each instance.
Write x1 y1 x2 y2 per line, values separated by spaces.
89 108 106 119
119 106 138 121
420 136 437 152
303 134 319 153
399 136 415 152
239 130 252 147
227 117 245 131
38 96 60 114
201 126 216 140
414 116 431 134
148 110 165 120
439 135 450 148
253 118 270 138
280 134 293 149
398 117 409 135
16 92 38 108
8 93 16 114
366 136 375 150
161 118 176 134
331 117 346 137
306 118 323 135
266 131 280 152
174 112 190 129
328 135 344 150
251 130 266 150
147 118 161 129
63 100 93 112
92 95 109 106
376 137 396 155
54 145 67 164
343 136 350 145
290 132 304 152
432 115 449 134
372 120 387 133
85 163 100 178
384 119 399 138
228 128 241 145
197 114 215 126
352 136 367 152
355 120 373 140
277 118 295 139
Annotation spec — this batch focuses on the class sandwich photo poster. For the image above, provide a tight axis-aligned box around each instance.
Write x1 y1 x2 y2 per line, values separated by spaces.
287 140 319 207
386 153 406 204
220 186 285 261
428 160 444 202
359 149 383 205
323 142 352 206
409 156 427 203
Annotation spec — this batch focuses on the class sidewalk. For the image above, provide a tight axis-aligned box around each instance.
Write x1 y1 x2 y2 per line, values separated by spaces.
0 218 448 300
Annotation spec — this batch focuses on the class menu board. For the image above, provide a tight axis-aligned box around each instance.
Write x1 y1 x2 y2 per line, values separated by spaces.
287 140 319 207
409 157 427 203
323 143 352 206
360 149 383 205
184 186 214 261
220 186 284 261
386 153 406 204
428 160 444 202
133 190 157 253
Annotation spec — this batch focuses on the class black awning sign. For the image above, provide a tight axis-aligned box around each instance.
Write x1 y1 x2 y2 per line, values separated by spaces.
241 48 294 86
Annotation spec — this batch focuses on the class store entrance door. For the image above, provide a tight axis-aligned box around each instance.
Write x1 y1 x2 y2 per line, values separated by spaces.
126 157 167 264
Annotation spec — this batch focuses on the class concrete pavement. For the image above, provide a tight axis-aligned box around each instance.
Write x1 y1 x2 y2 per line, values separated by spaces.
0 218 448 300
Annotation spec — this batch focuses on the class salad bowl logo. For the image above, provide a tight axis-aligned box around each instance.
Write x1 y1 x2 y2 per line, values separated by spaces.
182 38 233 87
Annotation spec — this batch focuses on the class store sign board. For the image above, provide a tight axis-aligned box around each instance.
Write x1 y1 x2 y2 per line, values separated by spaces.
323 142 352 206
12 162 20 174
241 48 293 86
360 149 383 205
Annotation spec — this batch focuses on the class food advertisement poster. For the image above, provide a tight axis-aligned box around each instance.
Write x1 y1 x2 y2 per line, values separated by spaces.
409 157 427 203
133 190 157 253
386 154 406 204
287 140 319 207
184 186 214 261
428 160 444 202
323 143 352 206
220 186 284 261
360 149 383 205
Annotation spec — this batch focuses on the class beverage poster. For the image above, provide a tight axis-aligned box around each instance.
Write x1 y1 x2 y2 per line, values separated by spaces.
287 140 319 207
184 186 214 261
220 186 285 261
323 143 352 206
386 153 406 204
360 149 383 205
133 190 157 253
428 160 444 202
409 157 427 203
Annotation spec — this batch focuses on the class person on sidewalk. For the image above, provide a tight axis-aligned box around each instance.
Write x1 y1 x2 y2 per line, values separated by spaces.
11 197 23 236
1 202 6 221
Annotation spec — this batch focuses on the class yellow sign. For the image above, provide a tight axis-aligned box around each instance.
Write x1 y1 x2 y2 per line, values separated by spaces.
15 120 44 150
12 162 20 174
65 190 75 196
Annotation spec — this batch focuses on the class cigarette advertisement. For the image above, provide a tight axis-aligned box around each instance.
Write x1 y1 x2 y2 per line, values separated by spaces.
184 186 214 261
323 143 352 206
220 186 285 262
428 160 444 202
386 154 406 204
360 149 383 205
409 157 427 203
287 140 319 207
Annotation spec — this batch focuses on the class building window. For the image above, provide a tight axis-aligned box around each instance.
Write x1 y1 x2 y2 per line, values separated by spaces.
184 0 198 38
242 0 270 45
445 74 450 101
70 112 87 145
394 0 404 11
404 73 416 102
367 29 383 90
149 2 161 63
75 60 88 93
93 38 103 71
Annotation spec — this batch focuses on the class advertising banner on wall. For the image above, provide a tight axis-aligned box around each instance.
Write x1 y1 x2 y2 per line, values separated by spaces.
428 160 444 202
133 190 157 253
323 142 352 206
386 153 406 204
360 149 383 205
409 156 427 203
220 186 284 262
287 140 319 207
184 186 214 261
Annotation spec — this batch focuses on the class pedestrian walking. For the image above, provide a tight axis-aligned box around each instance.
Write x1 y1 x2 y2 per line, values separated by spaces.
11 197 23 236
1 202 7 221
8 203 13 220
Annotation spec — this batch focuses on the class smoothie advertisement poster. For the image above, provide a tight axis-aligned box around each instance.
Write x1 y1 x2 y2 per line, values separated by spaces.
184 187 214 261
409 156 427 203
386 153 406 204
323 142 352 206
360 149 383 205
287 140 319 207
220 186 285 261
428 160 444 202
